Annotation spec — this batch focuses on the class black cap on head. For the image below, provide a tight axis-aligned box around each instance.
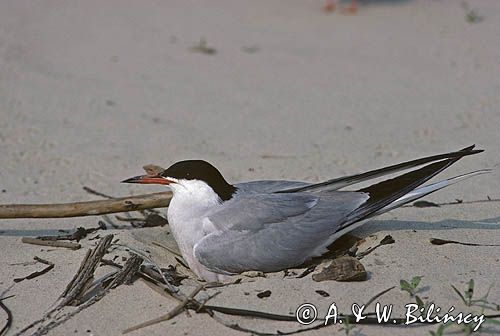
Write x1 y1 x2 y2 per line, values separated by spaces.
161 160 237 201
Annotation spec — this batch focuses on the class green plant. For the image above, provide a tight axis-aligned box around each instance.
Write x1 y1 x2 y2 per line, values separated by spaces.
429 323 449 336
400 276 422 297
339 316 357 336
451 279 497 310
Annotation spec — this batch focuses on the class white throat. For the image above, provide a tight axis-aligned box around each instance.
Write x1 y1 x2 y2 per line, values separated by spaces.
167 179 222 222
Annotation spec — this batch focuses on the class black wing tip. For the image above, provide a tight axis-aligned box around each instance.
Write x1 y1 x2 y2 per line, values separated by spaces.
461 144 475 151
349 146 484 223
274 145 484 195
465 149 483 155
458 148 483 156
452 145 483 157
460 144 485 154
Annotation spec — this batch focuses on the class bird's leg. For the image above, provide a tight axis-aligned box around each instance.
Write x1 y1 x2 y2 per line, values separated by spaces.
323 0 336 12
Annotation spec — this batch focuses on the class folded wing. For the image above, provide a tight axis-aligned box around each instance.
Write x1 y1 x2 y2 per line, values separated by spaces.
194 192 368 274
194 145 484 275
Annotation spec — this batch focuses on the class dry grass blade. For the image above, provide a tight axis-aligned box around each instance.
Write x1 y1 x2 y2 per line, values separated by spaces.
123 283 205 334
82 186 114 199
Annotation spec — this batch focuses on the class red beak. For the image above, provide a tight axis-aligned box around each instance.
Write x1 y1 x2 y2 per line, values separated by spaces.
121 175 172 185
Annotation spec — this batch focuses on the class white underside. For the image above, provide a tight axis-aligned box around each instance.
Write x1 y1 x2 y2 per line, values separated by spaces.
167 179 232 282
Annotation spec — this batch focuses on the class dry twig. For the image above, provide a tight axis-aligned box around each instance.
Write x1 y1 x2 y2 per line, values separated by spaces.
0 300 11 336
60 235 114 306
15 235 144 336
13 257 55 283
21 237 81 250
405 197 500 208
0 290 13 336
430 238 500 247
0 192 171 219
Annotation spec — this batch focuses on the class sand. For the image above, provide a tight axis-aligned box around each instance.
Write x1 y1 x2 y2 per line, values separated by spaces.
1 0 499 335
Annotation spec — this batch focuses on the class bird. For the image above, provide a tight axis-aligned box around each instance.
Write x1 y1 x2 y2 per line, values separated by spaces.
122 145 487 282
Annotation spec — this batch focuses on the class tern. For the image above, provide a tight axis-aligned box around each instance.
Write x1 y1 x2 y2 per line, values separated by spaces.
123 145 486 282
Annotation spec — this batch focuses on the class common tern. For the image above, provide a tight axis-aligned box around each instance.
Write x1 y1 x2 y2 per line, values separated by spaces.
123 145 486 282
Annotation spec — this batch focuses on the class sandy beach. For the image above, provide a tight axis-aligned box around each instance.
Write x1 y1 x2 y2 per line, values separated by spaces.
1 0 499 335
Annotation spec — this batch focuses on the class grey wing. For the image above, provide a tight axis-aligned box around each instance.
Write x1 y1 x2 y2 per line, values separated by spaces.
235 180 310 193
193 192 368 274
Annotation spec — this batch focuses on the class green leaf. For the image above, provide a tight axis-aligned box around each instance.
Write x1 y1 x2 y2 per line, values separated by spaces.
400 280 412 291
485 318 500 325
466 279 475 301
415 295 425 309
451 284 467 305
410 276 422 289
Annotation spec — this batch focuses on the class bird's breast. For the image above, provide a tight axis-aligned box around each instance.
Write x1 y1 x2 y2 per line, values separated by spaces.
166 193 219 254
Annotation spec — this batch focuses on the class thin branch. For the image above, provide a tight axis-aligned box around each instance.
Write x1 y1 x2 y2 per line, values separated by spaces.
430 238 500 247
357 235 395 259
0 192 171 219
0 295 13 336
13 256 55 283
405 197 500 208
82 187 114 199
21 237 81 250
151 241 182 257
32 227 100 242
114 216 145 222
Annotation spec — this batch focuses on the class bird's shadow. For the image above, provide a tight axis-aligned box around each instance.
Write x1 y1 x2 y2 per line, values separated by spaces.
302 215 500 275
354 215 500 237
0 228 68 237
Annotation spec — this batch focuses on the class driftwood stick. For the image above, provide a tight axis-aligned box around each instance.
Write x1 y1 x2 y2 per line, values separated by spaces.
0 192 171 219
13 256 55 283
21 237 81 250
60 235 114 306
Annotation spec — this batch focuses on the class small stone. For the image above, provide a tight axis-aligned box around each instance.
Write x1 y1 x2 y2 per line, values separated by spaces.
312 256 367 282
315 290 330 297
257 290 272 298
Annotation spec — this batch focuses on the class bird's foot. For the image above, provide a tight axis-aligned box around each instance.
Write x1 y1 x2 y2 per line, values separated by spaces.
341 1 358 14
